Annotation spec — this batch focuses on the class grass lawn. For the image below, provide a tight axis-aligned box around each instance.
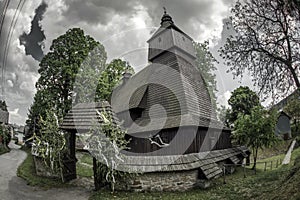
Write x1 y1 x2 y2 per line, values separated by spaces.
76 151 93 178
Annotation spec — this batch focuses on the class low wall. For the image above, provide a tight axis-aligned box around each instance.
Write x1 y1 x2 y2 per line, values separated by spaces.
33 156 59 178
116 169 210 192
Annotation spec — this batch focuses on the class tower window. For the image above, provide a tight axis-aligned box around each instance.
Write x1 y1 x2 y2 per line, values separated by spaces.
158 37 162 42
182 37 185 41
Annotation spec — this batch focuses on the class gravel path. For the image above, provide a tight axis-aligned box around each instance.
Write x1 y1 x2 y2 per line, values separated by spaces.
0 142 90 200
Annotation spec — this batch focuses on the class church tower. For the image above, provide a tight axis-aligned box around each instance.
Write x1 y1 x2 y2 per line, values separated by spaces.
147 8 196 65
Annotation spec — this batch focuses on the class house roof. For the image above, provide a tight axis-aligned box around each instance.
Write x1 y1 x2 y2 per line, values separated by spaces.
279 111 291 119
60 102 119 131
119 146 249 179
147 10 193 42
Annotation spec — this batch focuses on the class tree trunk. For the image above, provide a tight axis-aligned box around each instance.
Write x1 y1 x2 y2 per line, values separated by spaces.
252 148 258 170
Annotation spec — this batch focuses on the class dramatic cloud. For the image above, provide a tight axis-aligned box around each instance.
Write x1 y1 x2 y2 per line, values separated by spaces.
1 0 257 125
0 0 42 124
19 1 47 61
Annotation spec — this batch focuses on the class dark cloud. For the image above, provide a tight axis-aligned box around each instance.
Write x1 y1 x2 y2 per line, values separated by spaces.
62 0 136 25
19 1 47 61
61 0 227 39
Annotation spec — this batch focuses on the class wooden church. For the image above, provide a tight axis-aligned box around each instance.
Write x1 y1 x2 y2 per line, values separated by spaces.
61 9 249 191
111 9 232 156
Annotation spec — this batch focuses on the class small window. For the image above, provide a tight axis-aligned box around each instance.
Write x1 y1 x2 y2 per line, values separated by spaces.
158 37 162 42
182 37 185 41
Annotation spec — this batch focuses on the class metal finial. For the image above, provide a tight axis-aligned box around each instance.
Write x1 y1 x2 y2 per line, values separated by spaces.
163 7 167 14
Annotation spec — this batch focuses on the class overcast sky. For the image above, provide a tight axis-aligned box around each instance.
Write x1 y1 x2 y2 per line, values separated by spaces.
0 0 256 125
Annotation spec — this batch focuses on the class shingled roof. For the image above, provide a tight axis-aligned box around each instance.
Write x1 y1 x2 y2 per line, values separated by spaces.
120 146 249 179
111 51 221 134
60 102 119 131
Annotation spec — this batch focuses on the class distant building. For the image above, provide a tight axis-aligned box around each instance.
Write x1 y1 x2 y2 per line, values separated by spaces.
275 111 292 140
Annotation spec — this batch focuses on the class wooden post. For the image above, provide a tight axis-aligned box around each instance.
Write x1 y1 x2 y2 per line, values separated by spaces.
223 165 226 184
93 157 100 191
271 161 273 170
276 160 278 168
264 162 267 171
254 164 256 175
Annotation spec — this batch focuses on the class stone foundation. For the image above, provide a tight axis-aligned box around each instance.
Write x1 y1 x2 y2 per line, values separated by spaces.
115 170 210 192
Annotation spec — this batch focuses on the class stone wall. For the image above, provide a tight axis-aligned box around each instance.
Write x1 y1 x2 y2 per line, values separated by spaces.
116 169 210 192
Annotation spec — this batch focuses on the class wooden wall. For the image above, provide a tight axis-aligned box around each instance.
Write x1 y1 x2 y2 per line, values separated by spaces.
125 126 232 156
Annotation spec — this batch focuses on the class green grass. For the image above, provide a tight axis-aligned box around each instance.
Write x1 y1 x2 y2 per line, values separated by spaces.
76 152 93 178
255 140 291 160
17 147 69 189
80 153 93 165
77 162 93 177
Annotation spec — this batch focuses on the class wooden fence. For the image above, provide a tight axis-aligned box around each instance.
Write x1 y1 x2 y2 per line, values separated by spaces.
222 158 296 184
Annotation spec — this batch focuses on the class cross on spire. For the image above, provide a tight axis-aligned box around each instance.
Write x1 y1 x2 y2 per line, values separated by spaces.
163 7 167 14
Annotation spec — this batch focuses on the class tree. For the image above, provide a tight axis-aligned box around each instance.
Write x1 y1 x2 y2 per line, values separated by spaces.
233 106 278 169
95 59 134 101
27 28 106 137
194 41 218 108
0 125 10 149
26 89 53 139
73 45 107 103
220 0 300 98
217 105 231 127
284 97 300 135
227 86 261 125
36 28 105 120
0 100 7 111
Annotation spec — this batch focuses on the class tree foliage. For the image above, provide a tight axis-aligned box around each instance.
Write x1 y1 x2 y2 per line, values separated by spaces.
35 28 103 120
194 41 218 108
86 109 131 192
27 28 106 136
220 0 300 98
0 125 10 148
0 100 8 111
95 59 134 101
284 96 300 134
31 110 66 181
73 45 107 104
227 86 261 125
233 106 278 169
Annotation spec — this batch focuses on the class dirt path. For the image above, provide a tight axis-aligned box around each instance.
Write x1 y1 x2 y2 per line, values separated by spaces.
282 139 297 165
0 142 90 200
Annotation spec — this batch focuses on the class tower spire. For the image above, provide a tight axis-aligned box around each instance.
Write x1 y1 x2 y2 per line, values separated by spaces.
161 7 173 26
163 7 167 15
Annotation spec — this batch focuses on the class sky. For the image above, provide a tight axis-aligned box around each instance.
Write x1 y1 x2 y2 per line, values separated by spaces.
0 0 256 125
